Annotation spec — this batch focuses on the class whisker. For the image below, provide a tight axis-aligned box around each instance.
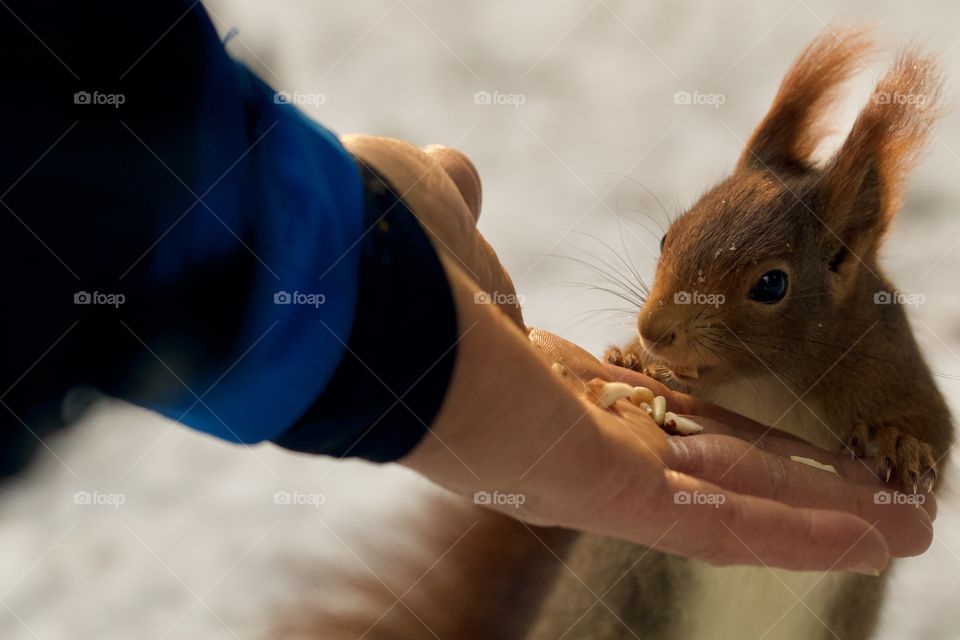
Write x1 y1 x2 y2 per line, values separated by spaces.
743 331 900 367
538 251 648 303
563 307 640 335
711 334 874 384
618 209 667 241
562 229 650 297
558 281 645 309
593 171 672 231
613 210 649 297
698 337 734 367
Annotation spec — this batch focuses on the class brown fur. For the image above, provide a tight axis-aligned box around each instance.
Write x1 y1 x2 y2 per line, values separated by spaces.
540 29 951 640
566 29 952 640
271 488 573 639
740 29 876 173
633 31 951 484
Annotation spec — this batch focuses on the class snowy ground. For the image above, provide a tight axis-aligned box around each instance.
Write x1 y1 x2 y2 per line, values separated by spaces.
3 1 960 638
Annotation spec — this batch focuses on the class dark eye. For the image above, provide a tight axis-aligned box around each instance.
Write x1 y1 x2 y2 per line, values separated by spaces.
660 234 666 252
748 269 788 304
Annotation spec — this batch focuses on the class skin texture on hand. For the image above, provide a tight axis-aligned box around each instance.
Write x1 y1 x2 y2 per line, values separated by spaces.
339 134 934 574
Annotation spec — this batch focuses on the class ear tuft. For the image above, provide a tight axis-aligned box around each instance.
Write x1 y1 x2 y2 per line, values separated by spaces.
740 28 876 172
822 48 944 249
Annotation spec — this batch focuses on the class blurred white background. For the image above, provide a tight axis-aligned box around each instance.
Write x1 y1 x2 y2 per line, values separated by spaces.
3 1 960 638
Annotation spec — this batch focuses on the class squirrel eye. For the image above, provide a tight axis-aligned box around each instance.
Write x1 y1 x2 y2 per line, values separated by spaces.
659 234 666 252
748 269 788 304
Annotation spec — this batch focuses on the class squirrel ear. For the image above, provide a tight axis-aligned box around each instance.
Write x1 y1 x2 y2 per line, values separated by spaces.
739 29 874 172
819 49 943 262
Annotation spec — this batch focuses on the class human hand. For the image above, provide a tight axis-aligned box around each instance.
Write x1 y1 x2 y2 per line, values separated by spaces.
340 135 932 574
528 330 935 570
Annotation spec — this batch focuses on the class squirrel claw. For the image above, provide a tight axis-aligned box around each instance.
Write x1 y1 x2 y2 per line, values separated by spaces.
922 469 938 494
847 423 939 492
848 435 860 458
603 345 644 372
846 423 870 458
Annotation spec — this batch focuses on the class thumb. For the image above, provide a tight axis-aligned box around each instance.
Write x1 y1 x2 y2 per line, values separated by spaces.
422 145 482 223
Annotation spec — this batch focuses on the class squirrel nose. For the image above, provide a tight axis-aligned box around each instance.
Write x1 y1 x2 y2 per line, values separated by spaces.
640 323 676 348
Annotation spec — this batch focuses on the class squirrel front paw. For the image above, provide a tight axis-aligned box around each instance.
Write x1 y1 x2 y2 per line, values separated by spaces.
603 345 668 383
603 345 644 371
846 422 938 493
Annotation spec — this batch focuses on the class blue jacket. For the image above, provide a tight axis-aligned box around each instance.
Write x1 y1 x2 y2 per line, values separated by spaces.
0 1 457 475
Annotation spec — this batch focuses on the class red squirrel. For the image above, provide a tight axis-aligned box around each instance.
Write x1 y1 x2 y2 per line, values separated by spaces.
527 29 953 640
606 30 951 492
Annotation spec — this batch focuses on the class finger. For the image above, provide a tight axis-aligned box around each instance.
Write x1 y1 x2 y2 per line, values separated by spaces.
668 433 934 556
528 328 615 380
342 135 521 324
603 364 775 435
340 135 477 249
608 384 934 516
692 416 934 511
646 470 890 574
678 416 890 484
602 363 798 438
664 412 938 521
528 330 670 393
472 235 524 328
422 145 482 222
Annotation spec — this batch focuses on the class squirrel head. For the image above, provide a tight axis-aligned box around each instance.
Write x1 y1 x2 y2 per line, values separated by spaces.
638 29 943 387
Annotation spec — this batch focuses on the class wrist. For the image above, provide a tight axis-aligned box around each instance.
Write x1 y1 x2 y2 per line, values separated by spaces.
400 260 608 501
272 158 458 461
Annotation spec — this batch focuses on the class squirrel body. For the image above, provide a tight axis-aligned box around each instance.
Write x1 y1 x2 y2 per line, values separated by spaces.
526 29 951 640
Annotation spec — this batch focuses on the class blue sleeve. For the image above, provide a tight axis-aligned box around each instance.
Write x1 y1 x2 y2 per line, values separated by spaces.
0 1 457 473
